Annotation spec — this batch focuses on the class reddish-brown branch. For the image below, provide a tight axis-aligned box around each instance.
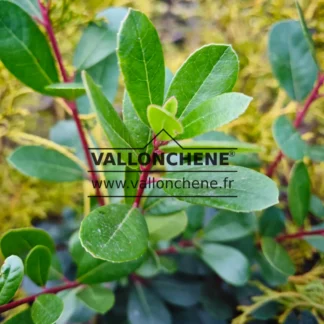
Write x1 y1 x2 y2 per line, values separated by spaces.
276 228 324 243
37 0 104 206
0 282 81 314
266 72 324 177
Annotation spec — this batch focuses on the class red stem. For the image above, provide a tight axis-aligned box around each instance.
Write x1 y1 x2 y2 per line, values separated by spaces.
276 228 324 243
0 282 81 314
266 72 324 177
37 1 105 206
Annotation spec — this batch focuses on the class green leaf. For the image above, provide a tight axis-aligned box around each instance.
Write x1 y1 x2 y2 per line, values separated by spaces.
31 294 64 324
306 145 324 162
97 7 128 33
135 251 160 278
77 285 115 314
7 146 85 182
203 211 257 242
125 167 140 205
268 20 318 101
76 54 120 114
163 96 177 115
199 243 249 286
166 44 239 118
45 83 85 100
162 165 279 212
273 115 307 160
151 276 201 307
309 195 324 219
160 139 260 154
259 207 286 237
0 256 24 305
147 105 183 140
80 204 149 262
25 245 52 286
69 232 144 284
261 237 296 276
74 23 116 70
0 2 58 94
127 283 171 324
145 211 188 243
82 71 138 165
288 161 311 226
304 235 324 252
118 9 165 125
1 228 55 259
3 309 34 324
4 0 41 19
178 93 252 139
295 1 318 67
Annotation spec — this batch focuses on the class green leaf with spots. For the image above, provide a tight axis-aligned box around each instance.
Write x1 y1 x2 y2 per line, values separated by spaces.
7 146 85 182
0 2 59 94
147 105 183 140
261 237 296 276
166 44 239 118
0 256 24 305
1 228 55 259
80 204 149 262
118 9 165 125
25 245 52 287
178 93 252 139
31 294 64 324
288 161 311 226
45 83 85 100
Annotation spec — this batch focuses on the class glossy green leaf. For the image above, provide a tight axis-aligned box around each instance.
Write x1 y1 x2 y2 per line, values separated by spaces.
25 245 52 286
309 195 324 219
0 256 24 305
4 0 41 19
1 228 55 259
162 165 279 212
118 9 165 125
31 294 64 324
147 105 183 140
203 211 257 242
0 2 58 94
268 20 318 101
167 44 239 118
259 206 286 237
74 23 116 70
273 115 307 160
199 243 249 286
261 237 296 276
160 139 260 154
69 232 144 284
45 83 85 100
3 309 34 324
80 204 149 262
48 255 63 281
178 93 252 139
145 211 188 243
127 283 171 324
7 146 85 182
77 285 115 314
76 54 120 114
82 71 138 165
163 96 177 115
288 161 311 226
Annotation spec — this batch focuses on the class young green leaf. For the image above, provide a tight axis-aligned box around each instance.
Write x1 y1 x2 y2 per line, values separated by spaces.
309 195 324 219
268 20 318 101
199 243 250 286
259 207 286 237
178 93 252 139
77 285 115 314
273 116 307 160
25 245 52 287
127 283 171 324
261 237 296 276
118 9 165 125
163 97 177 115
45 83 85 100
7 146 85 182
0 2 59 94
147 105 183 140
0 256 24 305
69 232 144 284
3 308 34 324
288 161 311 226
203 211 257 242
145 211 188 243
5 0 41 19
162 165 279 212
31 294 64 324
1 228 55 259
80 204 149 262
